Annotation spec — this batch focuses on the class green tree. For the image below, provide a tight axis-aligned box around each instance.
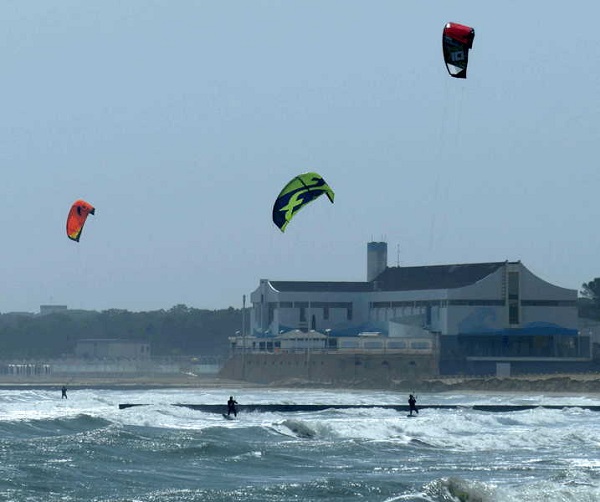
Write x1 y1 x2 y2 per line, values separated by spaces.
579 278 600 320
581 278 600 302
0 305 243 359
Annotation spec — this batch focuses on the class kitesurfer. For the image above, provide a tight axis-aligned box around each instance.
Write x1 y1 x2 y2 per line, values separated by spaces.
408 394 418 416
61 385 68 399
227 396 238 417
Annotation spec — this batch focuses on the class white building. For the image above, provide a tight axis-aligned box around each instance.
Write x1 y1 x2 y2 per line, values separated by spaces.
248 242 587 375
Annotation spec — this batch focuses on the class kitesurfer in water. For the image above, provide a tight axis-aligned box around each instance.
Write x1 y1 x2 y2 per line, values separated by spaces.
227 396 238 417
408 394 418 416
61 385 68 399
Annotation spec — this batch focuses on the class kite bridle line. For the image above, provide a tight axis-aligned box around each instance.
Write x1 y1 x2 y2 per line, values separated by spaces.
296 175 312 194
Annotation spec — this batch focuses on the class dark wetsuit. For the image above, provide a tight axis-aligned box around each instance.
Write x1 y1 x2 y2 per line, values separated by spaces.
227 398 238 417
408 395 418 415
61 386 68 399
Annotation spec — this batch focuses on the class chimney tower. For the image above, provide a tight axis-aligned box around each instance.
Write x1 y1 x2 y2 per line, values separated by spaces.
367 242 387 281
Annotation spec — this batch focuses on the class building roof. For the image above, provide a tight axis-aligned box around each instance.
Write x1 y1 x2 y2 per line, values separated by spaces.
373 262 507 291
269 262 507 293
269 281 372 293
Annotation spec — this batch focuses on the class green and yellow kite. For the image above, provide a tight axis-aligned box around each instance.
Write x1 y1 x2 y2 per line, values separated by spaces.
272 172 335 232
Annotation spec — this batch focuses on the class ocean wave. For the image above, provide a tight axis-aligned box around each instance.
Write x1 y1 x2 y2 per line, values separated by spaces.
0 414 112 440
423 477 496 501
278 419 317 438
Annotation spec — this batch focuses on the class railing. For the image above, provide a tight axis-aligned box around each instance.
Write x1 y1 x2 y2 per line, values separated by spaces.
230 346 434 356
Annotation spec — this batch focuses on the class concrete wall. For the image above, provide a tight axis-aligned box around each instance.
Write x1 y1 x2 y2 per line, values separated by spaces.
389 316 431 338
219 352 437 385
448 305 506 335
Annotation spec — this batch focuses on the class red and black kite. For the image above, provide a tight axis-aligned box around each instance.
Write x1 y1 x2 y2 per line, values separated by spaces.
442 22 475 79
66 199 95 242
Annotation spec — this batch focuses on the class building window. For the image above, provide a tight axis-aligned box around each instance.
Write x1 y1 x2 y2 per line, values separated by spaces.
508 272 519 300
268 304 276 323
299 307 306 322
387 341 407 349
323 307 329 320
508 270 520 325
363 341 383 349
347 306 353 320
411 341 431 350
509 301 519 325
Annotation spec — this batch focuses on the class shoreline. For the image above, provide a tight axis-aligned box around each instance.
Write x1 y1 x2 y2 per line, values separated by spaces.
0 375 255 391
1 373 600 394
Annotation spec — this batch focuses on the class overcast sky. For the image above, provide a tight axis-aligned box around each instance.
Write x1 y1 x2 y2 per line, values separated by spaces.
1 1 598 312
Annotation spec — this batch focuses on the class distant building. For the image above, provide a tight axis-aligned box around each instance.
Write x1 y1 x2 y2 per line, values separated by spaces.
75 339 151 359
243 242 588 376
40 305 68 315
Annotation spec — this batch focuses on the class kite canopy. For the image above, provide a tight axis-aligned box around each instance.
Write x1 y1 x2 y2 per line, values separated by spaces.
66 199 95 242
272 172 335 232
442 22 475 78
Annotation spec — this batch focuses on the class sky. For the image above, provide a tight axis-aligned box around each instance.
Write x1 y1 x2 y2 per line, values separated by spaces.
1 1 599 313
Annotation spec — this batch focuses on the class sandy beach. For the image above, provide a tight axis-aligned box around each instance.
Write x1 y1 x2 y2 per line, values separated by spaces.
398 374 600 394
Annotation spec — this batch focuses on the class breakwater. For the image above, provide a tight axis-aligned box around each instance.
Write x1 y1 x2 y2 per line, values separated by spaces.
118 403 600 413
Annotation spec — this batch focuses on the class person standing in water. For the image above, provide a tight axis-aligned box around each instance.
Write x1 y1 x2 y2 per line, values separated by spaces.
408 394 418 416
61 385 68 399
227 396 238 417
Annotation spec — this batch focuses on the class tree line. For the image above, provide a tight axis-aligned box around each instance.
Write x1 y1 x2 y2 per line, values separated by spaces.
0 305 244 359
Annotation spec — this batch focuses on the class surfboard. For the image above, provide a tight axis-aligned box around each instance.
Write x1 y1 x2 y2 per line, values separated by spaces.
222 413 235 420
406 414 418 418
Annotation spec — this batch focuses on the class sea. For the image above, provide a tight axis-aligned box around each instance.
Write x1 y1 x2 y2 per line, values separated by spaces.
0 387 599 502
